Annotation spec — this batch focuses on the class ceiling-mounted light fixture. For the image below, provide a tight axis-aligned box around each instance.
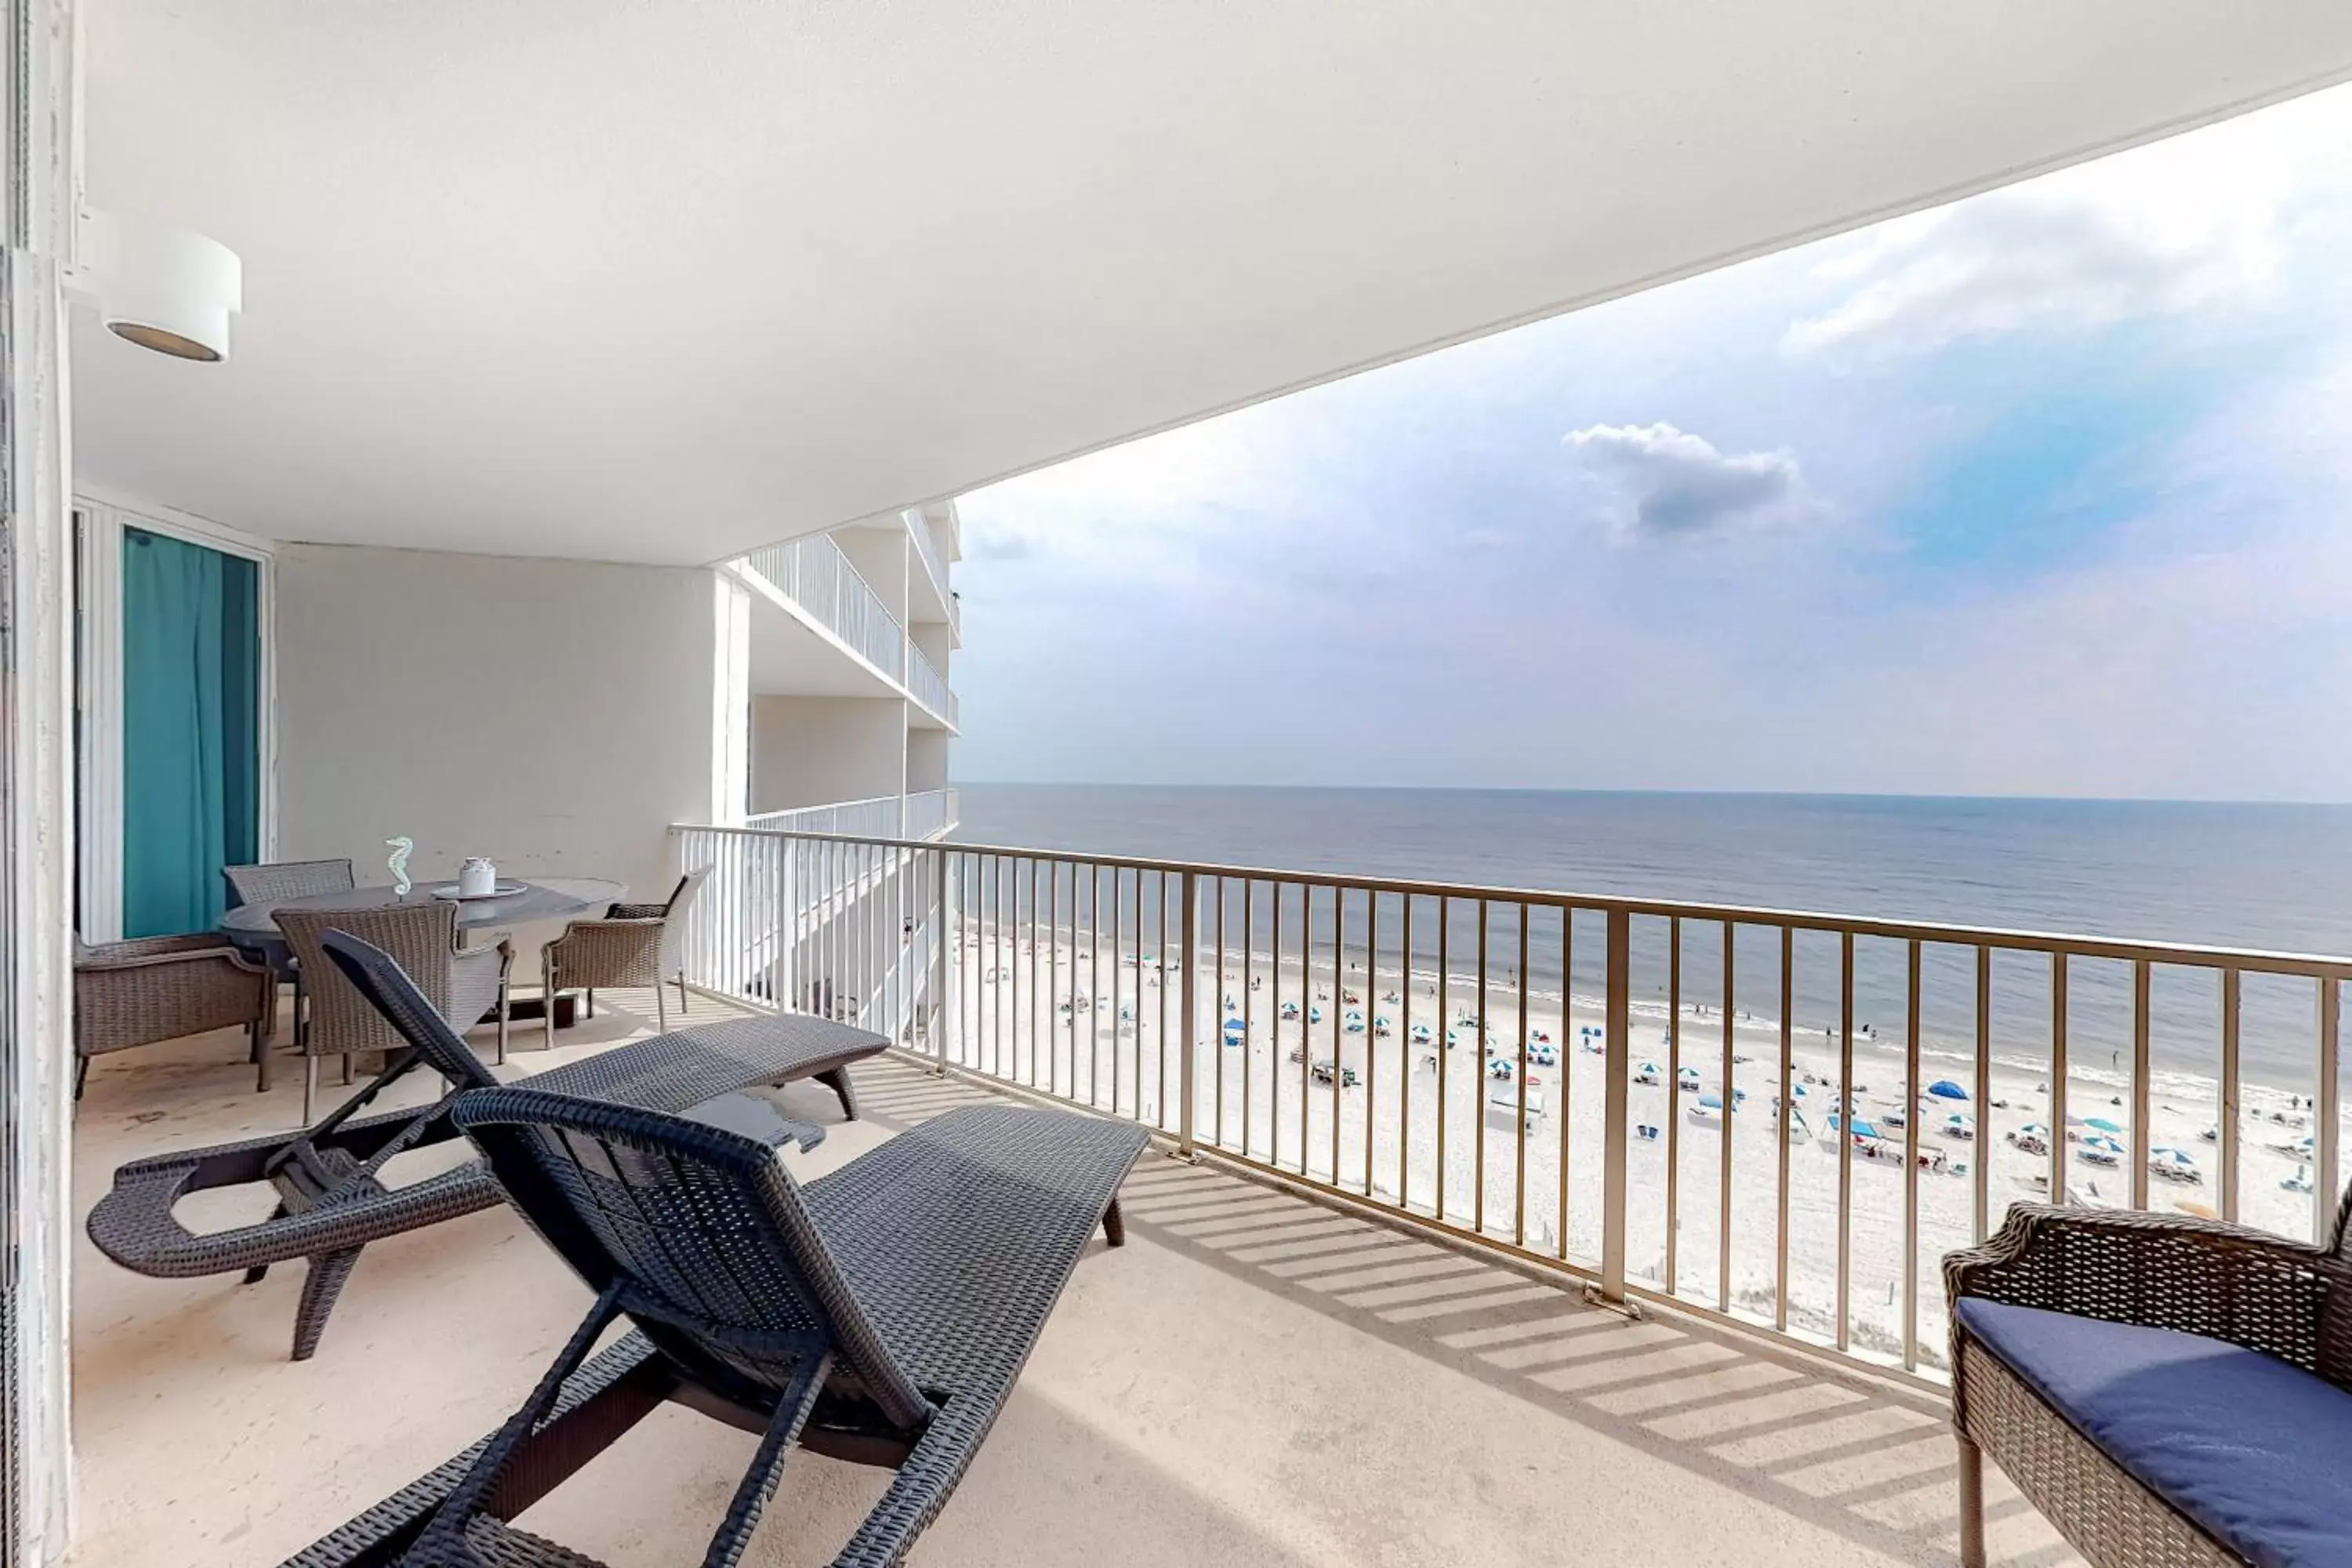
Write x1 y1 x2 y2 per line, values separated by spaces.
65 208 242 362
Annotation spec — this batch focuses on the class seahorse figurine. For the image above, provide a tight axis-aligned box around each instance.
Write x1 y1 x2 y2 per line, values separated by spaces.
386 836 415 898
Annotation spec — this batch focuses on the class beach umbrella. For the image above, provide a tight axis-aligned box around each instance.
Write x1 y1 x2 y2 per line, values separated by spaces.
1697 1093 1724 1110
2151 1147 2197 1168
1927 1080 1968 1101
1677 1066 1700 1083
2082 1135 2125 1154
1847 1118 1882 1140
2084 1117 2123 1134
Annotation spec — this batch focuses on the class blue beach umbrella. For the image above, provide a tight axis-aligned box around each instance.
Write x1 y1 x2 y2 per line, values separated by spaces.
1927 1080 1968 1101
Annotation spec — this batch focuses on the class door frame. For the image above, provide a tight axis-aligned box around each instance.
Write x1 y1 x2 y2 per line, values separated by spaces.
74 491 277 943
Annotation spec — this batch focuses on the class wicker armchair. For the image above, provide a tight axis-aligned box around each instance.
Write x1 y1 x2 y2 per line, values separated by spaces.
1946 1200 2352 1567
537 865 710 1047
73 934 276 1096
273 902 511 1122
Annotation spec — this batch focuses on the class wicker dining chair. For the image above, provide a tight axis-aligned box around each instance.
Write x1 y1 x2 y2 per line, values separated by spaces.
223 858 358 1002
537 865 710 1047
273 902 511 1122
73 934 276 1096
222 857 357 910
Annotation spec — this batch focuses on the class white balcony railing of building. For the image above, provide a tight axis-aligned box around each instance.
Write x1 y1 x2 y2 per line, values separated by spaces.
906 643 956 727
742 533 906 684
669 826 2352 1391
903 786 959 840
744 794 906 838
904 508 959 638
742 789 958 840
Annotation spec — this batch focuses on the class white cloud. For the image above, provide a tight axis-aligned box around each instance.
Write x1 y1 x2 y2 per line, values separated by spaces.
1561 422 1812 543
1781 103 2311 362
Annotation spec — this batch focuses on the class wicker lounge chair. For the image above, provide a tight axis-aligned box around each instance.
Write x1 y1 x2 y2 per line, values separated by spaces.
1947 1199 2352 1567
537 865 710 1047
87 931 885 1361
285 1089 1147 1567
74 933 277 1095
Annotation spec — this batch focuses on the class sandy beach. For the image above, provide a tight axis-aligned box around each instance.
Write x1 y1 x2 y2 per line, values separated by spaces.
949 916 2332 1370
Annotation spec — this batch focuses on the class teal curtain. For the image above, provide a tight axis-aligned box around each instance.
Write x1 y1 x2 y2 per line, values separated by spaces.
121 528 260 938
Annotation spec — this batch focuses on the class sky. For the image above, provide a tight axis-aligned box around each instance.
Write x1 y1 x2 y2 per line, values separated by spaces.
951 86 2352 802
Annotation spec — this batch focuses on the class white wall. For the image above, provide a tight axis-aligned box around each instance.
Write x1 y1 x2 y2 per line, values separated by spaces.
835 525 908 624
274 544 723 905
909 619 953 670
750 695 906 812
907 729 951 793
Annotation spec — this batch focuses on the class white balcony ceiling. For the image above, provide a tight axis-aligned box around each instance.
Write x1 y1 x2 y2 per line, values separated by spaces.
74 2 2352 566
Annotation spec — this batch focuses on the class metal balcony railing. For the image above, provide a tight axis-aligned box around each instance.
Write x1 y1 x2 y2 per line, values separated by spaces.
906 642 956 727
904 508 958 638
741 533 906 684
664 827 2352 1387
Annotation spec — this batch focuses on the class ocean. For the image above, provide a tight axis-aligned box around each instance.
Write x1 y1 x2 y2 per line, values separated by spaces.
951 785 2352 1090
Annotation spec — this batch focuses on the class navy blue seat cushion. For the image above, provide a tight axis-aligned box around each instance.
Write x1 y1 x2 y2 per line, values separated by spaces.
1959 1298 2352 1568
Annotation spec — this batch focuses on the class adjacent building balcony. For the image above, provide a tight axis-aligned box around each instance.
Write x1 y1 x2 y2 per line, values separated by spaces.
740 532 909 687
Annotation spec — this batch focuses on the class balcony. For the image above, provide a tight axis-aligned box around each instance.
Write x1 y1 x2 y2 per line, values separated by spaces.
740 533 909 687
69 1011 2078 1568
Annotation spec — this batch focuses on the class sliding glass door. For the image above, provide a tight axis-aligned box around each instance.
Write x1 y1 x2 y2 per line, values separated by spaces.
119 526 260 937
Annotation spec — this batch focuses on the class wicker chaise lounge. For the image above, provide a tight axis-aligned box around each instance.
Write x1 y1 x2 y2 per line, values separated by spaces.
1947 1200 2352 1567
285 1089 1148 1567
88 932 885 1361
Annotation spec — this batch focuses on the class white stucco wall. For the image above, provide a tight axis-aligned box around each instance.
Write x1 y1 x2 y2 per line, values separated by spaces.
750 695 906 812
835 525 908 624
274 544 724 904
907 729 951 793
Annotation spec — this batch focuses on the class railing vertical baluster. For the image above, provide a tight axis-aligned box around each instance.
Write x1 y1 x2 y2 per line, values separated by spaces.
1298 884 1312 1175
1400 896 1414 1209
2221 964 2241 1222
1049 861 1062 1097
1436 895 1450 1223
1665 916 1681 1294
2323 977 2342 1242
1010 858 1023 1082
1558 905 1573 1261
1973 946 1991 1242
2050 953 2069 1204
1091 861 1105 1107
1215 876 1228 1152
1331 887 1345 1189
1903 938 1922 1371
1160 872 1174 1129
931 848 948 1071
1111 867 1123 1113
1243 880 1255 1157
1720 921 1736 1314
2131 960 2151 1214
1596 907 1631 1311
1366 892 1381 1196
1837 930 1853 1352
1514 903 1530 1247
1775 924 1792 1332
1269 882 1282 1170
1178 869 1198 1160
1474 898 1489 1236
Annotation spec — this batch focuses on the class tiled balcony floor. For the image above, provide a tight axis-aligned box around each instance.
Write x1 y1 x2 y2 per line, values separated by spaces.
69 999 2078 1566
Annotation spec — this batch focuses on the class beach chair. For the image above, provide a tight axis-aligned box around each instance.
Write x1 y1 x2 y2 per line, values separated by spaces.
290 1087 1148 1566
87 932 883 1361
